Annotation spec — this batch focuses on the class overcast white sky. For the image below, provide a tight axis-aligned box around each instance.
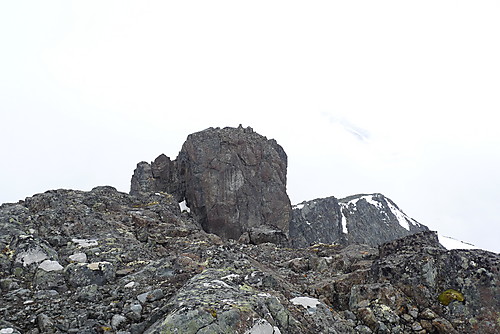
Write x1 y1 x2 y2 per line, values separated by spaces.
1 1 499 253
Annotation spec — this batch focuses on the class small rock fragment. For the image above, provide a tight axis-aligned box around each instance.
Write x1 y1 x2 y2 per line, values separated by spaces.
69 252 87 263
38 260 63 272
111 314 127 330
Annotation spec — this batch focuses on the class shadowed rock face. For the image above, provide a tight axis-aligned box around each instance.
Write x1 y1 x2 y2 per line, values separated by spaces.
131 126 292 240
178 126 291 240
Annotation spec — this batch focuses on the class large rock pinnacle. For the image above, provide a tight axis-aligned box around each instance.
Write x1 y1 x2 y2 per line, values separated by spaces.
131 126 292 240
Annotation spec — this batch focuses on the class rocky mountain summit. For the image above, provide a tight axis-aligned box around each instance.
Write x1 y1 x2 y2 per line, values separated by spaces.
290 194 429 248
1 126 499 333
130 126 291 242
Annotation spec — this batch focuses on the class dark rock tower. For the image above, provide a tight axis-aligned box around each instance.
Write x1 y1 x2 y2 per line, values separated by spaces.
131 126 292 240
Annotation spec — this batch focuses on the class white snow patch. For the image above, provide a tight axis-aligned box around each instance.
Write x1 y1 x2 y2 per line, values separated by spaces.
72 238 98 248
363 195 383 209
385 201 412 231
438 235 479 250
305 220 311 226
339 204 348 234
290 296 321 309
0 328 14 334
179 199 191 213
245 319 281 334
345 195 382 210
38 260 63 272
293 203 305 210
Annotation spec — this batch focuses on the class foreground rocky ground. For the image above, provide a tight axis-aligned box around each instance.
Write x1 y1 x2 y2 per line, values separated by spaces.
1 187 499 334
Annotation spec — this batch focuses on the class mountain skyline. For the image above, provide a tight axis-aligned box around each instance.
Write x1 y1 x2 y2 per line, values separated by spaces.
1 1 499 253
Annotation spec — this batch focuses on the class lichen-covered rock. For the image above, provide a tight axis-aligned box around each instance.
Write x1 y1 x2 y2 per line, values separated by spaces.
371 231 500 334
145 268 302 334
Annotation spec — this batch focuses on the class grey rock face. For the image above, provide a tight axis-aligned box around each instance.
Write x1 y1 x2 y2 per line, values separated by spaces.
339 193 429 246
130 126 292 240
130 154 179 199
289 196 346 248
290 193 429 247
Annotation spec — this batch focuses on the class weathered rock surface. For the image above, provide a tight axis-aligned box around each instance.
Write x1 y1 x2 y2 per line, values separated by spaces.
290 193 429 248
289 196 347 248
1 186 499 333
131 126 292 241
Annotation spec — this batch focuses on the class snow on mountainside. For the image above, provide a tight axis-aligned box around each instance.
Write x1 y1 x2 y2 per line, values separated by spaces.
339 193 423 232
438 234 480 250
290 193 429 248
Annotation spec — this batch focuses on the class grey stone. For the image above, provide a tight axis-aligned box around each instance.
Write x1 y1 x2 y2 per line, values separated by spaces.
343 310 357 321
126 304 142 322
65 262 115 287
137 288 164 304
77 284 100 302
33 269 66 292
36 314 54 333
419 308 437 320
111 314 127 330
68 253 87 263
248 227 288 246
411 321 423 331
137 292 149 304
38 260 63 272
354 325 373 334
408 306 419 319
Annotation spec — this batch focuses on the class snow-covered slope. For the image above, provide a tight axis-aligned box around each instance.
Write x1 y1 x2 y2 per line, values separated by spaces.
438 234 480 250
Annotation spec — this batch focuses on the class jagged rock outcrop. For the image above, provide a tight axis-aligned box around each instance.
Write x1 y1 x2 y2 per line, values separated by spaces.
290 193 429 248
130 155 179 198
371 231 500 334
131 126 292 241
1 187 499 333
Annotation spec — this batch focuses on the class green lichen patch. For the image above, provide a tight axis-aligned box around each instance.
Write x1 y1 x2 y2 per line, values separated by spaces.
438 289 465 306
